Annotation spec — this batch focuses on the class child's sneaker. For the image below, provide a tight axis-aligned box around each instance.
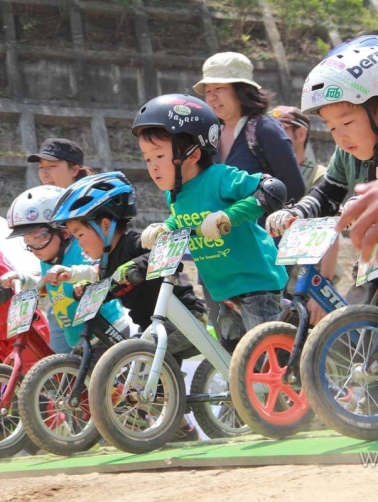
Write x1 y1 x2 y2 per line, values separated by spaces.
172 423 200 442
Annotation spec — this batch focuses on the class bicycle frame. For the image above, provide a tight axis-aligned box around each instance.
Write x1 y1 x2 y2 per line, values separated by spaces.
132 274 231 401
280 263 347 383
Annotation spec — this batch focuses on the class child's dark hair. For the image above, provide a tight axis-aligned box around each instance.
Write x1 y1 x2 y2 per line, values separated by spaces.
139 128 214 171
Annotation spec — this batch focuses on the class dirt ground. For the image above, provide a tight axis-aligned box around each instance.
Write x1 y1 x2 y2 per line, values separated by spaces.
1 464 376 502
2 235 362 500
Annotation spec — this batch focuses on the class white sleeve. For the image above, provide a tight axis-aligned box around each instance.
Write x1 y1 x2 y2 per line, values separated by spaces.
68 265 99 283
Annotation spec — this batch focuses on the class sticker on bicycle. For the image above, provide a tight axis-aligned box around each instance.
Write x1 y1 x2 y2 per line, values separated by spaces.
72 277 112 326
147 228 191 279
7 289 38 337
356 245 378 286
276 217 339 265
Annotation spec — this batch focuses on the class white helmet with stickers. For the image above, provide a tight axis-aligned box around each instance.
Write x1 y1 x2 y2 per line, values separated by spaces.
301 45 378 115
7 185 64 238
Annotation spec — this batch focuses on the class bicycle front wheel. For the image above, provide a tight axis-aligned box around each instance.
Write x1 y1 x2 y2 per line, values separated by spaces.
301 305 378 440
19 354 101 456
229 322 314 439
89 339 186 454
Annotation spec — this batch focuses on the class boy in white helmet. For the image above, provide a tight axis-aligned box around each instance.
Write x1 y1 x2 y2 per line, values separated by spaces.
1 185 129 355
266 36 378 304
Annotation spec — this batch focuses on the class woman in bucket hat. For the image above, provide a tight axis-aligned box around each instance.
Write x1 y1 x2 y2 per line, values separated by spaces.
193 52 305 204
193 52 304 337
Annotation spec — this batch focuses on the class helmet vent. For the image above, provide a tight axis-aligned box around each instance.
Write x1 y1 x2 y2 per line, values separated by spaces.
312 83 324 91
70 195 93 210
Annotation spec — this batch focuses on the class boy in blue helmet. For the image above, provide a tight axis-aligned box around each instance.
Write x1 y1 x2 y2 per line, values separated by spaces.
45 171 208 441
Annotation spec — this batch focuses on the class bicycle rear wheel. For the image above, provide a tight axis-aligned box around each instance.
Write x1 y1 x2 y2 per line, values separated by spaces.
229 322 314 439
0 364 39 457
190 359 251 438
89 339 186 454
301 305 378 440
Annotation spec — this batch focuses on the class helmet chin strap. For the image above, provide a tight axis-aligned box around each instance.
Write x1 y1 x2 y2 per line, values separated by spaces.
89 219 117 279
170 137 198 203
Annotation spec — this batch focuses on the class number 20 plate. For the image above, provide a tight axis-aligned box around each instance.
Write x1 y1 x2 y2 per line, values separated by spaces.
276 217 338 265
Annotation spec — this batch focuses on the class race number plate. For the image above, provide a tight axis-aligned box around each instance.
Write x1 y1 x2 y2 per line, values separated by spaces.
7 289 38 337
72 277 112 326
356 245 378 286
147 228 191 280
276 217 339 265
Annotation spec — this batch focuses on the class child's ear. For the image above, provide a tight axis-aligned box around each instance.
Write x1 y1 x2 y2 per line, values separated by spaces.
100 217 112 234
61 228 71 239
188 146 201 164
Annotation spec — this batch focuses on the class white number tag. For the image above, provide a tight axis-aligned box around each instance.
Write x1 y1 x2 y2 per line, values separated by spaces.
147 228 191 280
276 217 338 265
72 277 112 326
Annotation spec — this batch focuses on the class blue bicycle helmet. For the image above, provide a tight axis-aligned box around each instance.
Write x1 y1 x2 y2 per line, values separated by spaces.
50 171 136 225
50 172 136 277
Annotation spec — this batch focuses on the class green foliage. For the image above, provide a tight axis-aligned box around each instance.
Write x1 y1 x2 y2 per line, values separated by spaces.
266 0 378 31
316 37 330 56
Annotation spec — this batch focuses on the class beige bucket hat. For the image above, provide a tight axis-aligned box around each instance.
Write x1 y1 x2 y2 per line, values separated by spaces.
193 52 261 95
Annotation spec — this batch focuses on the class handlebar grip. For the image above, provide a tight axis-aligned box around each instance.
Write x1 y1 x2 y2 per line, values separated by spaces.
127 268 145 286
13 279 22 295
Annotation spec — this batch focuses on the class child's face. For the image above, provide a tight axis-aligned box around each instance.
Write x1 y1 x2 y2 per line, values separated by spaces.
66 220 104 260
139 137 176 190
38 159 80 188
320 102 377 160
24 228 62 262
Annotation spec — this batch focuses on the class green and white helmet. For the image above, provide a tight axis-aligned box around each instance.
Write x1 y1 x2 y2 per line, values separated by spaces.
301 45 378 115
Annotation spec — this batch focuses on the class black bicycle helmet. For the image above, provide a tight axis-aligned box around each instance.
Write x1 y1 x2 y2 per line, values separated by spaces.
132 93 220 156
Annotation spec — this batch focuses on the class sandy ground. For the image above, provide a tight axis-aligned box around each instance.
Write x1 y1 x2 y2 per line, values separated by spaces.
1 464 376 502
2 235 364 500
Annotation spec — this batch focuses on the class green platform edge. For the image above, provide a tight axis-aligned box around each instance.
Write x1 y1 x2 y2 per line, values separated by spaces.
1 430 378 478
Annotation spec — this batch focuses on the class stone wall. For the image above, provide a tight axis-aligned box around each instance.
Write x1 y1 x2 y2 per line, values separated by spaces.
0 0 336 227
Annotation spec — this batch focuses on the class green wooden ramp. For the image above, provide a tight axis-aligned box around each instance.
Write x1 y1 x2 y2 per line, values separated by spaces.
1 430 378 479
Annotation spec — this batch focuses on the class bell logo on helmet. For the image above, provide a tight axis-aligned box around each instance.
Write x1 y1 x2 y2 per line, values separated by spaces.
173 105 191 116
324 86 343 101
346 50 378 79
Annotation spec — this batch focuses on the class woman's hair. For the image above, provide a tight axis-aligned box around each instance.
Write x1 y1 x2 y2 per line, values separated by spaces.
233 82 274 119
67 162 94 180
139 128 214 171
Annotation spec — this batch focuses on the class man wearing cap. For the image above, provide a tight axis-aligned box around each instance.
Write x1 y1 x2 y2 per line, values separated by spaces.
270 106 326 192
